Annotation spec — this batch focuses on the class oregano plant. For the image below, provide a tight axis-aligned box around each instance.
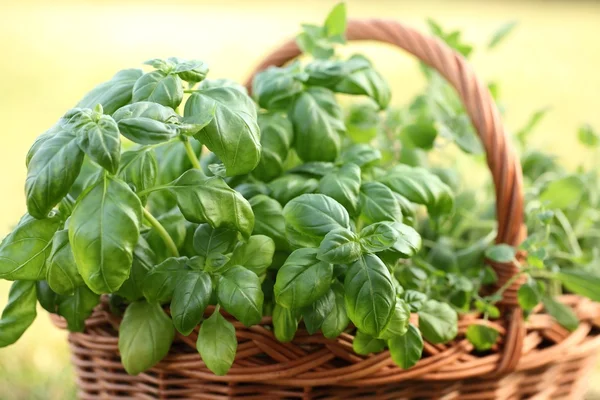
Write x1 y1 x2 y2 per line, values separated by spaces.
1 3 598 378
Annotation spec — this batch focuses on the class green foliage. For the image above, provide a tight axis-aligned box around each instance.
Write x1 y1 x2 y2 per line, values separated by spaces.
197 310 237 376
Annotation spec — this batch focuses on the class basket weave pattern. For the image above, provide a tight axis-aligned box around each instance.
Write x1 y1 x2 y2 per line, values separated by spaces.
53 19 600 399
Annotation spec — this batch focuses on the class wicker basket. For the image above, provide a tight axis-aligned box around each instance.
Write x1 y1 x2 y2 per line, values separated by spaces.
52 19 600 400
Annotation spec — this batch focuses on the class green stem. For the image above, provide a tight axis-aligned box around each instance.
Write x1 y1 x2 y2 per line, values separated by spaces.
554 210 582 257
137 184 170 198
181 136 203 170
142 208 179 257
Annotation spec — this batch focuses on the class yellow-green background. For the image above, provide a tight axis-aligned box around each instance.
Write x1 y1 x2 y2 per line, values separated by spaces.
0 0 599 398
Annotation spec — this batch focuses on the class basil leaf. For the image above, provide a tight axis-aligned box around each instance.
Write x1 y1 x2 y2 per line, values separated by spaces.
217 266 263 326
116 236 156 301
388 323 423 369
25 127 84 219
274 248 333 309
359 182 402 224
466 324 499 351
143 257 188 303
517 279 541 311
334 55 390 109
542 296 579 331
324 2 347 38
317 228 361 264
353 330 386 355
338 144 382 168
283 194 350 248
402 290 427 312
163 170 254 238
359 222 399 254
290 87 345 162
272 303 299 342
288 162 336 177
77 69 142 115
318 163 361 215
556 270 600 302
0 281 37 347
380 165 454 217
267 174 319 206
227 235 275 277
197 310 237 376
185 87 260 176
64 108 121 174
0 213 61 280
26 128 55 168
302 288 335 334
235 182 270 200
253 112 294 182
46 229 84 295
345 103 380 143
417 300 458 344
69 175 142 294
57 286 100 332
249 195 288 251
118 149 157 203
321 281 349 339
252 62 307 110
345 254 396 336
132 70 183 109
171 270 212 335
378 299 410 340
387 222 422 258
193 224 238 257
119 301 175 375
113 102 179 144
36 281 58 313
169 58 208 83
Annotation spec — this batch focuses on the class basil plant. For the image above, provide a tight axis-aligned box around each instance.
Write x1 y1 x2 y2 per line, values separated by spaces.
0 4 463 376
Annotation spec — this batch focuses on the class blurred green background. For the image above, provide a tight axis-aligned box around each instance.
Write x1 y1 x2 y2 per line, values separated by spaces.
0 0 599 399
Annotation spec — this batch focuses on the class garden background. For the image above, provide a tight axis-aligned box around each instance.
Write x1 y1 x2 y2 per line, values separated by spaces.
0 0 599 398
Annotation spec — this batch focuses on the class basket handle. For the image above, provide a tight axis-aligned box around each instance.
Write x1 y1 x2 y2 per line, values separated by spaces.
244 19 527 374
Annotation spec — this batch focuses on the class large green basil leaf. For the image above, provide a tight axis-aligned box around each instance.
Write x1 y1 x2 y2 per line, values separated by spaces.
387 222 422 258
226 235 275 277
171 269 212 335
0 281 37 347
25 127 84 219
69 157 102 199
145 207 187 262
305 59 346 88
185 87 260 176
272 303 299 342
388 323 423 369
283 194 350 248
200 78 247 94
417 300 458 344
160 170 254 238
353 330 386 355
46 229 84 295
57 286 100 332
235 182 270 200
317 228 361 264
334 55 390 109
143 257 188 303
378 299 410 340
359 222 399 254
302 288 335 334
542 296 579 332
118 301 175 375
318 163 361 215
345 254 396 337
338 144 381 168
217 266 263 326
132 70 183 109
77 69 143 115
113 102 179 144
249 195 288 251
0 213 61 280
321 281 349 339
290 87 345 162
274 248 333 309
36 281 58 313
193 224 238 257
118 148 157 203
64 108 121 174
359 182 402 224
168 57 209 83
253 112 294 182
26 128 55 168
69 175 142 294
252 62 307 110
380 165 454 217
466 324 500 351
197 310 237 376
116 236 156 301
345 102 381 143
556 269 600 301
267 174 319 206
